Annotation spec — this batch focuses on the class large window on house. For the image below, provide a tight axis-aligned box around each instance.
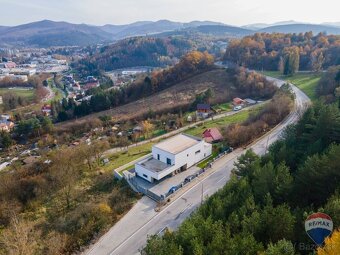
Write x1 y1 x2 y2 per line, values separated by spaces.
166 158 171 165
195 150 201 155
157 154 160 160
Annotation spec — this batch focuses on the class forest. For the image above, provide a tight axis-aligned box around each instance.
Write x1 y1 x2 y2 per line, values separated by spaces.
144 101 340 255
224 32 340 74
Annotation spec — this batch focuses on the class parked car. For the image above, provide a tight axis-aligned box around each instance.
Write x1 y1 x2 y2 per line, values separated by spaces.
233 105 242 111
226 147 234 153
184 175 196 184
168 186 179 194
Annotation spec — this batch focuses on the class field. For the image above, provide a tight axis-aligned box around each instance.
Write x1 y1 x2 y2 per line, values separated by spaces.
0 87 35 102
263 71 321 101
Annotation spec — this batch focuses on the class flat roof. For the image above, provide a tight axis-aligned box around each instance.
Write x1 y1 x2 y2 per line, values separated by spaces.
154 134 201 154
140 157 169 173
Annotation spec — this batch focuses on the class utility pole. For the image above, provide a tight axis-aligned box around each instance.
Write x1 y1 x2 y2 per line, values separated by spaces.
265 134 270 153
201 183 204 205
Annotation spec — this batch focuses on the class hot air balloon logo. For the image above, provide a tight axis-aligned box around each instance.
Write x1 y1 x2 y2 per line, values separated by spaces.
305 212 333 246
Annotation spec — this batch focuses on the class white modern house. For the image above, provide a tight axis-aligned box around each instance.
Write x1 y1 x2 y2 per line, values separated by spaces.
135 133 212 183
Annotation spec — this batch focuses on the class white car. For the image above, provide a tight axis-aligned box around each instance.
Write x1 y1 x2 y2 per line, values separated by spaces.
233 105 242 111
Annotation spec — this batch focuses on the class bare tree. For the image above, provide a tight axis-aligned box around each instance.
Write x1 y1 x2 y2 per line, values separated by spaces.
0 215 40 255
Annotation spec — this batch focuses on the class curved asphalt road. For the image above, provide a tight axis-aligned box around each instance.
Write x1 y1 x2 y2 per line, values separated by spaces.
84 76 311 255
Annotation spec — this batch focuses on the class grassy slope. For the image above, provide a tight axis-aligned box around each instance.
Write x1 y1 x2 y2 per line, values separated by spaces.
0 88 35 101
262 71 321 101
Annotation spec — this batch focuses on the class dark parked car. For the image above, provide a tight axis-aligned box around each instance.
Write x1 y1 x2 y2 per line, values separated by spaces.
184 175 196 184
168 186 179 194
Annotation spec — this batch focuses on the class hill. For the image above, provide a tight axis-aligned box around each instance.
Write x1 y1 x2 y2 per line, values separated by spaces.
73 36 194 76
98 20 228 40
242 20 300 30
259 23 340 34
0 20 112 47
56 67 276 131
322 22 340 28
186 25 251 36
2 19 340 48
0 20 234 47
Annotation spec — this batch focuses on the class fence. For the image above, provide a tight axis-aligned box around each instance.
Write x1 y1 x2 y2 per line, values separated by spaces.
164 150 232 199
121 150 232 202
123 170 163 202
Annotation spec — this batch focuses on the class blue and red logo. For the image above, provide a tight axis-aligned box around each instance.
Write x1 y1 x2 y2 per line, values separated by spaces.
305 212 333 246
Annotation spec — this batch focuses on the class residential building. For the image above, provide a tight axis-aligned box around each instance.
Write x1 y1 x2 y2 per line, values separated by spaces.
203 128 223 143
41 104 52 116
233 97 245 106
83 81 100 90
197 103 212 119
135 133 212 183
244 98 257 105
0 61 16 69
0 119 14 132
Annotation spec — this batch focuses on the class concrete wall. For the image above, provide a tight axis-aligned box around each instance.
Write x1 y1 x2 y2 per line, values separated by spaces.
174 141 212 170
135 163 154 182
152 147 175 165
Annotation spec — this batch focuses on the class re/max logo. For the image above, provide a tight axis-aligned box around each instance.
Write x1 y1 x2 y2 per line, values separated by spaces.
308 220 331 227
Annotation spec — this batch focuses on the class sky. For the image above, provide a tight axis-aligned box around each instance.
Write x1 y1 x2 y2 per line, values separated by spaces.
0 0 340 26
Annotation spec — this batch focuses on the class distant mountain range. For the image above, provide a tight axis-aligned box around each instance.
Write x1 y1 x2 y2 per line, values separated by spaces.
0 19 339 48
259 23 340 34
242 20 300 30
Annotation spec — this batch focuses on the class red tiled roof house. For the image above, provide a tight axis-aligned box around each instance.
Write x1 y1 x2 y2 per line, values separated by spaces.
203 128 223 143
233 97 245 106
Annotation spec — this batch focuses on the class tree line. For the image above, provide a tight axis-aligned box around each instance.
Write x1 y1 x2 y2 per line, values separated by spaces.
224 32 340 75
316 65 340 104
144 101 340 254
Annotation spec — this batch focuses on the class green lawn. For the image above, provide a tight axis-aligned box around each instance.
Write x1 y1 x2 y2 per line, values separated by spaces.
47 78 64 102
262 71 321 101
0 88 35 102
103 142 155 172
185 106 262 137
212 102 232 112
197 151 218 169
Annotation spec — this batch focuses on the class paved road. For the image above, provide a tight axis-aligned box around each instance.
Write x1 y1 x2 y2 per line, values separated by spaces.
41 85 55 102
84 77 310 255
